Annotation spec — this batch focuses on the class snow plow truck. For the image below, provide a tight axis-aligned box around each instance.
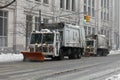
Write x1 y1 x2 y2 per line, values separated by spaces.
85 34 110 56
21 22 86 61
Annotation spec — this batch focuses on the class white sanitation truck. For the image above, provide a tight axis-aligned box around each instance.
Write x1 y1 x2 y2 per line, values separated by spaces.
85 34 110 56
22 22 86 61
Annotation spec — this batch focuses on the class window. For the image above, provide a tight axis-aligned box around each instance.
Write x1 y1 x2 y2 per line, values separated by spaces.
43 18 49 23
66 0 70 10
88 0 91 6
92 0 95 7
88 27 91 35
101 11 103 19
92 28 95 34
104 0 106 8
35 0 41 2
72 0 75 11
35 17 40 30
107 13 109 20
26 15 33 38
84 0 87 4
73 32 75 40
107 30 109 38
104 12 106 20
60 0 64 8
107 0 109 8
101 29 104 34
84 26 87 35
88 7 91 15
0 10 8 47
101 0 103 7
43 0 48 4
84 5 87 14
92 8 95 17
104 30 106 35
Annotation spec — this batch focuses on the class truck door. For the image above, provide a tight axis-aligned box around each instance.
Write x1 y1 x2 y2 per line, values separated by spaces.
56 33 60 55
94 40 97 55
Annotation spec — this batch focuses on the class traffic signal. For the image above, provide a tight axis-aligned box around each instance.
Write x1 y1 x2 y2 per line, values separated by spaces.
84 15 90 22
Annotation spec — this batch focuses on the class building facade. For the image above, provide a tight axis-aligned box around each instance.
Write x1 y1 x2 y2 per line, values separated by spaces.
0 0 114 52
113 0 120 49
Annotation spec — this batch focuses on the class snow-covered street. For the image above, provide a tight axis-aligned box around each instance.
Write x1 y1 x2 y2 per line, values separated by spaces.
0 50 120 80
0 50 119 63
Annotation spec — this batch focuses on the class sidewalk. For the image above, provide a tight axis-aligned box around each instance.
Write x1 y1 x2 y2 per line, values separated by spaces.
0 50 120 63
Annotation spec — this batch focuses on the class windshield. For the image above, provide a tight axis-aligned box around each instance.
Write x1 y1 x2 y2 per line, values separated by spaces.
86 41 94 46
30 33 54 44
30 34 42 44
42 33 54 44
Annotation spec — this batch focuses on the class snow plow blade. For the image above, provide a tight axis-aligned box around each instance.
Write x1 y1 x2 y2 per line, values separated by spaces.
21 52 44 62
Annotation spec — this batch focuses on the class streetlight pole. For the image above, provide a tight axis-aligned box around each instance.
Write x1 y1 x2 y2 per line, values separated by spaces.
39 10 41 30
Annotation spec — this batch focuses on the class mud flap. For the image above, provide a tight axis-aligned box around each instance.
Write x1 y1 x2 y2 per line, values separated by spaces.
85 51 90 57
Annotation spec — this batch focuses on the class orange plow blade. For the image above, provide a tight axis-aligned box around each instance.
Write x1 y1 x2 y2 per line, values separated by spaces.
21 52 44 61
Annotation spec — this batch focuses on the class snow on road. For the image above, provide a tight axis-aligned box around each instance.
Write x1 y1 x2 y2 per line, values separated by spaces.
0 50 120 80
105 74 120 80
109 50 120 55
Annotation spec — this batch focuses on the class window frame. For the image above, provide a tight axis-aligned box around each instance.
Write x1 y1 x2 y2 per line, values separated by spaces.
0 10 8 47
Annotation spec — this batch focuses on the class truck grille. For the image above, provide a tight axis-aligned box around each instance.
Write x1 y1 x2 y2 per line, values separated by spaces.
86 48 94 52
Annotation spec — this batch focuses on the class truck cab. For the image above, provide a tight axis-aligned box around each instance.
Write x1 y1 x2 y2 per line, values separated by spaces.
29 29 60 58
86 39 97 56
85 34 109 56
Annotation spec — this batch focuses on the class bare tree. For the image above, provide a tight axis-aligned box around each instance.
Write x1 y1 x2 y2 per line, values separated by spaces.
16 3 39 50
0 0 16 9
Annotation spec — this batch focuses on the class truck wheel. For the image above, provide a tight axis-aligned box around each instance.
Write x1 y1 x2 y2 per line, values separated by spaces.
102 50 108 56
23 56 27 61
58 50 64 60
103 53 107 56
69 53 78 59
73 53 78 59
77 53 81 59
68 54 76 59
97 50 102 56
51 57 56 60
68 55 73 59
58 54 64 60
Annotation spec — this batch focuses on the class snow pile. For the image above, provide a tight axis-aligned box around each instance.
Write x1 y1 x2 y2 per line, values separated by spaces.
105 74 120 80
109 50 120 55
0 53 23 62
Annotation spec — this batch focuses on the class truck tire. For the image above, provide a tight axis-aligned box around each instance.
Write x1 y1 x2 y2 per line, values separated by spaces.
77 53 81 59
77 49 82 59
51 57 57 60
52 54 64 60
102 50 108 56
23 57 26 61
73 53 78 59
58 54 64 60
68 49 73 59
69 53 77 59
57 49 64 60
68 55 73 59
96 50 102 56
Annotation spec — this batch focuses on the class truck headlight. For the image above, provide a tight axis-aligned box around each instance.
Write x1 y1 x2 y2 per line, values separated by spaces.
87 46 90 48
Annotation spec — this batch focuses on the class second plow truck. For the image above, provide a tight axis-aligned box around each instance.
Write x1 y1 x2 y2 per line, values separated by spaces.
85 34 109 57
22 22 86 61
